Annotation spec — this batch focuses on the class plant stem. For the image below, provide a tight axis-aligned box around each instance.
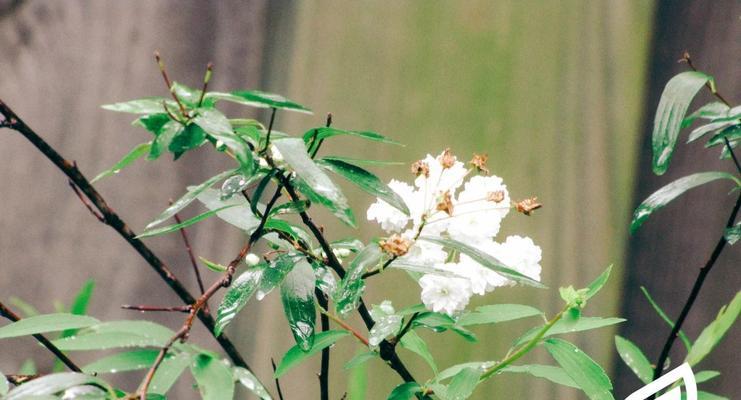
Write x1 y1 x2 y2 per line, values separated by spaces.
316 290 331 400
0 99 253 374
653 191 741 380
173 211 206 294
320 307 370 346
0 302 82 372
480 305 568 380
271 358 285 400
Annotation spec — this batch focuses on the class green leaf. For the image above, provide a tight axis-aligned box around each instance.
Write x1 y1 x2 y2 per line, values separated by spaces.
207 90 312 114
322 155 405 166
171 82 202 108
334 244 382 317
303 127 401 146
514 317 625 346
0 313 99 339
501 364 579 389
196 188 261 232
344 351 378 370
54 320 174 350
149 352 191 395
102 97 172 114
347 351 368 400
399 330 437 374
280 259 317 351
199 257 227 272
368 301 402 347
169 122 207 155
725 222 740 245
269 200 310 217
585 265 612 301
694 370 720 384
234 366 273 400
274 138 355 227
688 120 738 143
545 338 614 400
57 279 96 341
136 204 239 239
149 120 183 160
682 102 730 128
190 354 235 400
8 297 39 317
82 349 159 374
446 366 482 400
686 291 741 366
5 372 113 399
318 158 410 215
194 108 255 176
91 142 151 183
614 336 652 384
456 304 542 327
215 267 264 336
652 71 713 175
387 382 422 400
145 169 236 230
640 286 691 350
133 113 170 135
631 172 739 233
258 254 298 300
0 372 8 396
274 330 349 378
250 171 276 217
418 236 545 288
19 359 36 375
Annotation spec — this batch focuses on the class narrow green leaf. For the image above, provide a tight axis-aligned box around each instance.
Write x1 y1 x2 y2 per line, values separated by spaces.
688 120 737 143
614 336 653 384
149 120 183 160
694 370 720 384
456 304 542 327
0 372 8 396
234 366 273 400
347 352 368 400
725 222 740 245
652 71 713 174
706 124 741 148
545 338 614 400
419 236 545 288
274 138 355 227
18 359 36 375
54 332 162 350
207 90 312 114
514 317 625 346
334 244 382 317
274 330 349 378
280 259 317 351
215 267 264 336
194 108 255 176
258 254 298 300
631 172 739 233
102 97 172 114
149 352 191 395
686 291 741 366
92 142 151 183
169 123 207 154
197 187 261 232
251 171 277 217
8 297 39 317
58 279 96 341
170 82 201 107
446 366 482 400
82 349 159 374
133 113 170 135
640 286 691 350
199 257 227 272
303 127 402 146
5 372 113 399
387 382 422 400
399 330 437 374
137 204 239 239
190 354 235 400
501 364 579 388
682 102 730 128
585 265 612 301
146 169 236 229
0 314 99 339
318 158 410 215
322 155 405 166
344 351 378 370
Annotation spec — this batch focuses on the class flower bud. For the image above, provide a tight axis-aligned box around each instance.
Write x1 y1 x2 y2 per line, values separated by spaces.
244 253 261 266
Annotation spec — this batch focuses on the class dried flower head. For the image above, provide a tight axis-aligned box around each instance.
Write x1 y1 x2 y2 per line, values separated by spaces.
436 190 454 216
470 153 490 175
438 148 456 169
487 190 505 203
380 234 412 257
411 160 430 178
515 197 542 216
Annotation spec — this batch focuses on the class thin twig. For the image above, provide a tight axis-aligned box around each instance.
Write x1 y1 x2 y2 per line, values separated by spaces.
197 62 213 108
653 192 741 380
390 312 419 345
271 358 285 400
263 108 277 152
154 51 187 116
121 304 192 313
680 52 733 107
0 99 253 374
320 307 370 346
69 179 104 222
723 137 741 175
173 210 206 294
0 302 82 372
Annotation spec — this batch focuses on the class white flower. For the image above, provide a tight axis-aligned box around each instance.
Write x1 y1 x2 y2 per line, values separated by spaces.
397 230 448 266
414 153 468 211
486 235 542 282
446 175 510 242
244 253 261 266
459 253 511 292
366 180 419 232
269 144 284 163
419 273 472 316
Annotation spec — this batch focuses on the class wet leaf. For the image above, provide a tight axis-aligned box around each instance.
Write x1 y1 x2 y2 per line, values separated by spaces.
234 366 273 399
686 291 741 366
137 204 239 239
334 244 382 317
446 367 482 400
149 352 191 395
303 127 401 146
190 354 235 400
82 349 159 374
640 286 691 350
207 90 312 114
399 330 437 374
501 364 579 388
456 304 542 327
0 314 99 339
274 330 349 378
280 259 317 351
196 188 261 232
92 142 151 183
5 372 113 399
169 123 207 154
368 301 402 347
545 338 614 400
614 336 652 384
102 97 173 114
215 267 264 336
387 382 421 400
514 317 625 346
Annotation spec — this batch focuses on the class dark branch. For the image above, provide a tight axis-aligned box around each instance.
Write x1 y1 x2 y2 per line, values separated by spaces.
0 302 82 372
173 210 206 294
121 304 192 313
271 358 285 400
316 289 331 400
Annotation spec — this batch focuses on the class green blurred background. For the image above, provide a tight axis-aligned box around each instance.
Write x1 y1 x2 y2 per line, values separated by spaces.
1 1 738 399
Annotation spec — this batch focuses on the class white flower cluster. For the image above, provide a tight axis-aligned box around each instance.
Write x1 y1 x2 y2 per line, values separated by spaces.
367 150 542 316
